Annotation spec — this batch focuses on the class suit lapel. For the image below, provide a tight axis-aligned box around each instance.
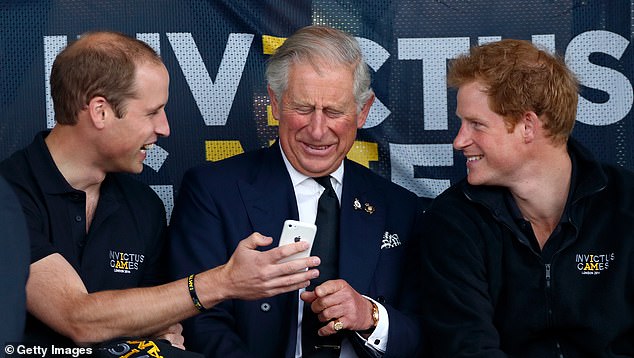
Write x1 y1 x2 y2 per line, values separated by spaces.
339 160 386 291
236 143 300 351
237 143 299 244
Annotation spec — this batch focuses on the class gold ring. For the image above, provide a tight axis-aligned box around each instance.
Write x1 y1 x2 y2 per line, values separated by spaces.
333 319 344 331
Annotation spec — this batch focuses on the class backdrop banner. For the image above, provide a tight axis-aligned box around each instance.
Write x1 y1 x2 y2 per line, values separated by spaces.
1 1 632 220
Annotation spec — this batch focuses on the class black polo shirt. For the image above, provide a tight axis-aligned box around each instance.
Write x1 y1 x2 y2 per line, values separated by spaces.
0 131 168 344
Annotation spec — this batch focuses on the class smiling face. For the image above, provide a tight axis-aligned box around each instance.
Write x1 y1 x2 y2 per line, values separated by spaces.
99 62 170 174
453 81 526 187
270 61 372 177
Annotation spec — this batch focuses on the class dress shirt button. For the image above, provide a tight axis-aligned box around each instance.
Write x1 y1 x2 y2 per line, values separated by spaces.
260 302 271 312
374 339 380 345
75 215 82 222
377 296 386 304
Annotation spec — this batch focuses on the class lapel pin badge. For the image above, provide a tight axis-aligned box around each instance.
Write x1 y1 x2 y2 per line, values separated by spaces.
353 198 362 210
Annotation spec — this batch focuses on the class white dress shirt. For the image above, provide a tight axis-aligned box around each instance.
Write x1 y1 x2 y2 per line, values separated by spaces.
279 145 389 357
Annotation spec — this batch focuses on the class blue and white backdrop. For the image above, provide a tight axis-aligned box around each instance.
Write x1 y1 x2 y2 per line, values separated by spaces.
1 1 632 220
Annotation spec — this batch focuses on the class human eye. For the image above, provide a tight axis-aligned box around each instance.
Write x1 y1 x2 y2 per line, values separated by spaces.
147 106 164 117
295 106 313 115
324 108 344 118
469 120 483 129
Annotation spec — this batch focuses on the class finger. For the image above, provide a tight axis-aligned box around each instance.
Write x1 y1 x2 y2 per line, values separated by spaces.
241 232 273 250
264 280 311 297
282 256 321 274
270 240 311 261
300 290 317 303
154 324 185 349
318 319 344 336
172 342 186 350
168 334 185 347
318 302 346 322
165 334 185 350
172 323 183 335
260 269 319 296
313 282 359 317
313 279 346 298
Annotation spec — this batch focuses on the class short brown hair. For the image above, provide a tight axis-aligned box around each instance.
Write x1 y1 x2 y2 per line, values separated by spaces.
50 31 162 125
448 39 579 144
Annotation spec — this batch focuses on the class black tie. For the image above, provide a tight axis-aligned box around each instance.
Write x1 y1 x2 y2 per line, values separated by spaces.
302 176 341 357
310 176 339 286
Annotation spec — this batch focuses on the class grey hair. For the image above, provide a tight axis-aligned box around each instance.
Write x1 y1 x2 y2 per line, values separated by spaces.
265 25 373 113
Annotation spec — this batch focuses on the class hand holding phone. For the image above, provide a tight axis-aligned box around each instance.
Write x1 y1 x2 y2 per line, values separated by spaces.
277 220 317 263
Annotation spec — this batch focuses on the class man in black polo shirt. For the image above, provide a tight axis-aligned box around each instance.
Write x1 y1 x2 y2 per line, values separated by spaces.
0 31 319 350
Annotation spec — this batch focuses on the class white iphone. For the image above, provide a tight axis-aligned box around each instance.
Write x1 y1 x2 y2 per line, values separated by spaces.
277 220 317 263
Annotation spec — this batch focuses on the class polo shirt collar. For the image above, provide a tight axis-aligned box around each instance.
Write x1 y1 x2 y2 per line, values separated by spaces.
26 131 78 195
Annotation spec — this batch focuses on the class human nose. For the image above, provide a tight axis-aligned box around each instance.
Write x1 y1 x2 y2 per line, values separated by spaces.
155 111 170 137
306 110 328 139
453 121 471 151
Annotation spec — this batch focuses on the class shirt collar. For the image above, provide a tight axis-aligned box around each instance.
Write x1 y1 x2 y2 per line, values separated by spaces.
278 142 344 189
27 131 79 195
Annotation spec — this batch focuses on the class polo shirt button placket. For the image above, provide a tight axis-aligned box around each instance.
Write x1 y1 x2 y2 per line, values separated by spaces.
74 214 85 247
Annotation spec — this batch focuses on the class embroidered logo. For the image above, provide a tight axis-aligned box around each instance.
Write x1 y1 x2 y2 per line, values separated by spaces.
109 250 145 274
575 252 615 275
381 231 401 249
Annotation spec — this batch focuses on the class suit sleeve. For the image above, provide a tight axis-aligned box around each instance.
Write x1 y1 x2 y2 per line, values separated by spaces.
381 197 427 358
351 192 427 358
167 168 252 357
419 201 508 357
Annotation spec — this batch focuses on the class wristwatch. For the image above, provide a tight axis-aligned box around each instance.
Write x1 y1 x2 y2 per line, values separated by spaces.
358 301 379 334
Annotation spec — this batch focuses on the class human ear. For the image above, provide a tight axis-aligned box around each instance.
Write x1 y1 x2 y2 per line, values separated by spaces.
356 93 375 129
267 85 281 121
87 97 108 129
521 111 540 143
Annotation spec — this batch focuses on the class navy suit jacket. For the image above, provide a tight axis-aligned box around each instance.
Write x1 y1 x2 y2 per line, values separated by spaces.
168 143 425 357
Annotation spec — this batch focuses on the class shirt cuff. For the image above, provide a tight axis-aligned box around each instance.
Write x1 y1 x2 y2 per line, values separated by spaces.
356 295 389 353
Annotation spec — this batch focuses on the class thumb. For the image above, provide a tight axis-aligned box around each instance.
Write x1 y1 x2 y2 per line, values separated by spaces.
241 232 273 250
300 290 317 303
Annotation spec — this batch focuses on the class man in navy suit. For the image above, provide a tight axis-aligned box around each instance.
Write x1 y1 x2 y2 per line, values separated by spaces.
168 26 424 357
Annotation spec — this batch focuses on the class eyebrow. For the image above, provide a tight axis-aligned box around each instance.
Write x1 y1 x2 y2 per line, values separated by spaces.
148 103 166 112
